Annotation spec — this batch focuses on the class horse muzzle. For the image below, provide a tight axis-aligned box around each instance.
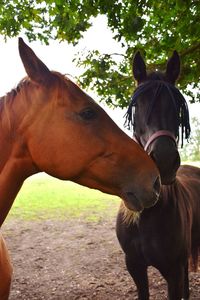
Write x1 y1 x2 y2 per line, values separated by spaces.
149 139 180 185
121 175 161 212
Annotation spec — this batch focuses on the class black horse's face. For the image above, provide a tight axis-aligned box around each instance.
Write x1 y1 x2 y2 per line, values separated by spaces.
134 87 180 184
127 50 190 185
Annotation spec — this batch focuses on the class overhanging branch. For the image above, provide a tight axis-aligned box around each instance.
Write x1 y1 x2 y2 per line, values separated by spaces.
180 42 200 58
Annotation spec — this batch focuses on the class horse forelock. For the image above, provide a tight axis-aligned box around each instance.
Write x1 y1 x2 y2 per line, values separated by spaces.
125 74 191 146
147 71 165 81
50 71 91 104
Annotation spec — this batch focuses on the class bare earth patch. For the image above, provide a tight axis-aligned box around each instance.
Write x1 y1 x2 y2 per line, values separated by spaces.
2 218 200 300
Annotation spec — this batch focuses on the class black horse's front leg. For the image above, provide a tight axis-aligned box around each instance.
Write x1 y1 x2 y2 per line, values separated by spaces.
160 263 185 300
183 262 190 300
125 254 149 300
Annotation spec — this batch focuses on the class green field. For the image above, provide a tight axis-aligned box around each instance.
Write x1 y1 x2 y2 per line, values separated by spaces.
6 173 121 222
5 161 200 223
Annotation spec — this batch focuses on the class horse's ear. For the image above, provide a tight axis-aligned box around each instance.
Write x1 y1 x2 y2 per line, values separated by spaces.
18 37 52 85
132 51 147 83
165 50 180 84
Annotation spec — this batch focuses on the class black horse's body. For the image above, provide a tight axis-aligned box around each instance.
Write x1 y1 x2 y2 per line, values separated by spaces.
116 165 200 300
116 51 198 299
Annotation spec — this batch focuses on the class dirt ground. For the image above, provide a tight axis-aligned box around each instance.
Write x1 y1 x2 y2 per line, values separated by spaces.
2 218 200 300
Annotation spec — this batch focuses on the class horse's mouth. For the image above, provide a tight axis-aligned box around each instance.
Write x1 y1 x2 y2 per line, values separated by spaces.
121 188 160 212
121 192 144 212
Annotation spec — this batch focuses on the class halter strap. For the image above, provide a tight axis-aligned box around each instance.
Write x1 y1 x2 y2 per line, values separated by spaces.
144 130 177 152
133 130 177 153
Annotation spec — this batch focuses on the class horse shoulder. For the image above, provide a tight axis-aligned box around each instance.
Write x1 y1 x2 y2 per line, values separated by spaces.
0 233 13 300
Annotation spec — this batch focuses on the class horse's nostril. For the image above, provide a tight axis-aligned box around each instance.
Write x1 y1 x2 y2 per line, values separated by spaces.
126 191 135 197
153 176 161 197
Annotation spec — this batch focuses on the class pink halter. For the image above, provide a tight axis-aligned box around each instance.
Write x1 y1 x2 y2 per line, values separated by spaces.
133 130 177 153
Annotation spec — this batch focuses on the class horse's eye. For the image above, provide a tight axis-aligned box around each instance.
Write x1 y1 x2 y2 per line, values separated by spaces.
79 108 97 120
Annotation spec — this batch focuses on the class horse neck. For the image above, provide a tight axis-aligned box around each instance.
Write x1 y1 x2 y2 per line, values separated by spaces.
0 94 38 227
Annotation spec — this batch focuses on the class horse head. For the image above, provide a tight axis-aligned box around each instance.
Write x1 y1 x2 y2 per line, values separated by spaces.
126 51 190 185
5 38 161 214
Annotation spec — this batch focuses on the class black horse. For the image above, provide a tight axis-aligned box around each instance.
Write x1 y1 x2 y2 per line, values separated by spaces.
116 52 199 299
125 50 190 184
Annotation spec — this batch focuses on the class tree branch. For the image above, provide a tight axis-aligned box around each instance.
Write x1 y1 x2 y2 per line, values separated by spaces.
179 42 200 58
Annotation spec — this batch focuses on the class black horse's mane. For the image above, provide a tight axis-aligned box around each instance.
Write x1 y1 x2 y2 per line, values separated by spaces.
125 72 191 147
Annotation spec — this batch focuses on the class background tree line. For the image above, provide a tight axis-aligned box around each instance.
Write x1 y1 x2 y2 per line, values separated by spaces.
180 117 200 161
0 0 199 108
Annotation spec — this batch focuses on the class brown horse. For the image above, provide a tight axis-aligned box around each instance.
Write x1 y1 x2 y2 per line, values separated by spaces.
0 234 12 300
0 38 160 299
116 164 200 299
117 51 198 299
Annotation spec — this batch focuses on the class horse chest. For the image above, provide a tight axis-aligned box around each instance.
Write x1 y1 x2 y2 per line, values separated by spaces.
136 210 182 267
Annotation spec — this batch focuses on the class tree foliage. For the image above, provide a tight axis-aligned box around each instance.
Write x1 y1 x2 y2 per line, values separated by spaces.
0 0 199 107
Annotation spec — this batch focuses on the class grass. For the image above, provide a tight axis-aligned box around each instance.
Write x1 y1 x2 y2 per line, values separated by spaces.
5 161 200 223
6 173 121 222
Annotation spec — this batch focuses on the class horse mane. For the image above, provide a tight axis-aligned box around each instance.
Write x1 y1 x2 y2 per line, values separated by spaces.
0 77 35 132
162 179 199 272
125 71 191 147
0 77 32 107
0 72 73 115
0 74 57 132
1 71 80 107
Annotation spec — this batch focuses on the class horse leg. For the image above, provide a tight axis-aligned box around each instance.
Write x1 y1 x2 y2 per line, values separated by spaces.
0 235 13 300
160 264 185 300
125 254 149 300
183 262 190 300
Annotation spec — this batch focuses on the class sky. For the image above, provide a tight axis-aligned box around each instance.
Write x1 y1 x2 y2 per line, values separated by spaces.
0 15 199 133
